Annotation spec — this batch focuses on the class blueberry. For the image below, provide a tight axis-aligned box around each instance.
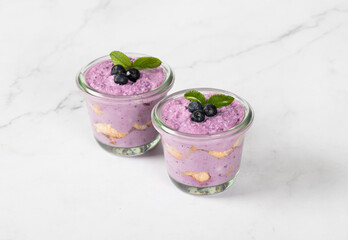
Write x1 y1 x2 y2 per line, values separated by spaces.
191 110 205 122
126 68 140 82
111 64 126 75
188 101 203 113
114 73 128 85
203 104 217 117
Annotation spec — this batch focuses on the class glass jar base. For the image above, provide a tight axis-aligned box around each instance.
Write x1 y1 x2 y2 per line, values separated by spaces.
169 172 239 195
95 135 161 157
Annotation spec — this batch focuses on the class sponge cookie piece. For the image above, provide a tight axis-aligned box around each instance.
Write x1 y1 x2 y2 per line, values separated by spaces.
94 123 127 139
182 171 210 183
164 143 183 160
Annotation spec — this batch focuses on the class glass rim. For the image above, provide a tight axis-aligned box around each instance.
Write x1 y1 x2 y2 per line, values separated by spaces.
75 52 175 101
151 88 254 140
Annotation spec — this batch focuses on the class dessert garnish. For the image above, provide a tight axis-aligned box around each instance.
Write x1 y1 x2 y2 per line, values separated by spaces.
111 64 126 75
184 90 234 122
191 110 205 122
114 73 129 85
109 51 162 85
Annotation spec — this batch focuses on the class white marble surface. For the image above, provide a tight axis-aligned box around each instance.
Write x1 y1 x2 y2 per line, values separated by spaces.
1 0 348 239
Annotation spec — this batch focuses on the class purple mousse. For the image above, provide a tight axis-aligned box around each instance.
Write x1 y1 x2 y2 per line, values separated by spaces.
161 95 244 134
86 59 165 95
79 55 172 152
152 89 253 193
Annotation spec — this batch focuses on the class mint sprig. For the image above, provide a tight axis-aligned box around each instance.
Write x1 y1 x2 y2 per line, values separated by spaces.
184 90 234 108
109 51 162 70
110 51 132 69
133 57 161 69
207 94 234 108
184 90 206 105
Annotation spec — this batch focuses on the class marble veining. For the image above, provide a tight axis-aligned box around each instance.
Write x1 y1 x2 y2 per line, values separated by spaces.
184 8 348 69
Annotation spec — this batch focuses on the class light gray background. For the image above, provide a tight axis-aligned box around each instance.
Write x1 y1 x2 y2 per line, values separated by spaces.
1 0 348 239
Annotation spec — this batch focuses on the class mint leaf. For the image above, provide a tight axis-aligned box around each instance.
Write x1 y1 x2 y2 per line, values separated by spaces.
133 57 162 70
109 51 132 69
207 94 234 108
184 90 206 105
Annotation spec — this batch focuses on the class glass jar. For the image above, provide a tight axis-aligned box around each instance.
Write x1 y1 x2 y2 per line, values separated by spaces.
152 88 254 195
76 53 175 156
